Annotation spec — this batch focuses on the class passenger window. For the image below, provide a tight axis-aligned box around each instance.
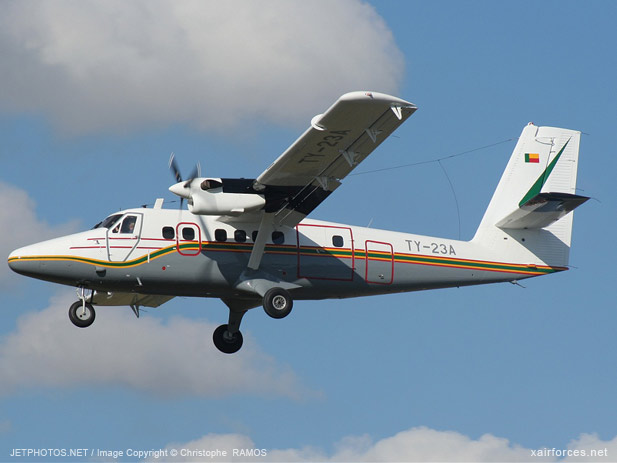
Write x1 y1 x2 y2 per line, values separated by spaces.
182 227 195 241
252 230 259 242
234 230 247 243
272 231 285 244
332 235 344 247
215 229 227 242
162 226 175 240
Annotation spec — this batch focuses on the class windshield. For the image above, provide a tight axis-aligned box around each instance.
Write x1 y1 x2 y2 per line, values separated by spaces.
92 214 122 229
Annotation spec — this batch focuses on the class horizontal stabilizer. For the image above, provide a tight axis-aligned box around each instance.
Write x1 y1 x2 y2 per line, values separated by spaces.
496 192 589 229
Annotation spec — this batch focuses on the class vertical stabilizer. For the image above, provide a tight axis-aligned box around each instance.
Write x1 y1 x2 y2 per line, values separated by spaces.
472 124 587 268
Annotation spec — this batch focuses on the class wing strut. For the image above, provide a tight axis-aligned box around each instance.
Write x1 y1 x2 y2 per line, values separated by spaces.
247 212 275 270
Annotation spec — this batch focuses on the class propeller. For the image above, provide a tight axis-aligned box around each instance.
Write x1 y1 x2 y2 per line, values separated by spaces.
169 152 183 184
168 152 201 208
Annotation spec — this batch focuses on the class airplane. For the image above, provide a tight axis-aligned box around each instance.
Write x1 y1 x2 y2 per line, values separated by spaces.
7 91 588 354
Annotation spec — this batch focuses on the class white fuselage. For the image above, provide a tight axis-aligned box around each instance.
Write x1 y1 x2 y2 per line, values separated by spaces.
8 203 563 304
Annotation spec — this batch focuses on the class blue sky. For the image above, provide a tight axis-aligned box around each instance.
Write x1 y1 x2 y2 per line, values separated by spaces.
1 1 616 461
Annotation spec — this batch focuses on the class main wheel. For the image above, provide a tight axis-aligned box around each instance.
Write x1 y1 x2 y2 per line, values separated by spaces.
213 324 243 354
68 301 96 328
263 288 293 319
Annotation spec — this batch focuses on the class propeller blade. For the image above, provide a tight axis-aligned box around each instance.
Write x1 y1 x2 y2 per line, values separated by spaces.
184 161 202 189
168 153 202 211
169 152 183 183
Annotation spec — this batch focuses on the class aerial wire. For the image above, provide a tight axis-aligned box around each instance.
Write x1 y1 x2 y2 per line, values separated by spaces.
349 137 515 177
349 136 515 239
144 138 516 216
437 159 461 240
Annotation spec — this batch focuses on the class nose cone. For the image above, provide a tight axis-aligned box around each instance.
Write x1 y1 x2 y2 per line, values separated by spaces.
7 249 18 272
8 231 100 286
7 244 39 276
169 182 191 199
7 234 76 279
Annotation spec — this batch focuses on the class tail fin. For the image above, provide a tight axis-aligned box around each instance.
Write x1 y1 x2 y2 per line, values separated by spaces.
473 123 588 269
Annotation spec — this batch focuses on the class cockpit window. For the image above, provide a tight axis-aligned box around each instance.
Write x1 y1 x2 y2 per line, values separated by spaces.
111 215 138 234
120 216 137 233
93 214 122 229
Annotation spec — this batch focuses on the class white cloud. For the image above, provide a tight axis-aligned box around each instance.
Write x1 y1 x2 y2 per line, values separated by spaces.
270 428 536 462
162 427 617 462
0 291 310 399
563 433 617 462
0 181 78 285
0 0 403 135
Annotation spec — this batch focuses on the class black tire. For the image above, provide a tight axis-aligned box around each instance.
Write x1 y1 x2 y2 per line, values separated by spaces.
68 301 96 328
213 324 243 354
263 288 293 319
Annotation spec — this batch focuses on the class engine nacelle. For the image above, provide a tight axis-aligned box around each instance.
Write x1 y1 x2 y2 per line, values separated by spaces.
169 177 266 216
189 190 265 216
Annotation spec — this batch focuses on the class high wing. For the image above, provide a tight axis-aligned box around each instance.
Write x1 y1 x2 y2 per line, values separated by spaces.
254 91 417 228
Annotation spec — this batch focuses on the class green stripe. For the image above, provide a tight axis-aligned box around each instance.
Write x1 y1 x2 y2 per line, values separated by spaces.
295 247 353 258
10 242 563 275
393 253 557 274
519 139 570 207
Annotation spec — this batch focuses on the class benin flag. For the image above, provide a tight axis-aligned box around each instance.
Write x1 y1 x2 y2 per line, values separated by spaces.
525 153 540 163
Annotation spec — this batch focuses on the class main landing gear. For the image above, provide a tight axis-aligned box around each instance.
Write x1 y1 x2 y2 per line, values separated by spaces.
213 288 294 354
64 286 295 355
213 324 244 354
263 288 293 319
68 287 96 328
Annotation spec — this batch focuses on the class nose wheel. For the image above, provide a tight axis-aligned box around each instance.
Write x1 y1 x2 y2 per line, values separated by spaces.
69 287 96 328
68 301 96 328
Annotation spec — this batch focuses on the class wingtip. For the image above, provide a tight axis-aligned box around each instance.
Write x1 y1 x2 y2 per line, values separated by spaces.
339 91 415 108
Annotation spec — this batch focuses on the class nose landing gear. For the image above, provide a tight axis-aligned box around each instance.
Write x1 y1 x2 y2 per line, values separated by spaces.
68 287 96 328
69 301 96 327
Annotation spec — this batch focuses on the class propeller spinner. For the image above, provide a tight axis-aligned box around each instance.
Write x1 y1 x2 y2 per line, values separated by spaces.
168 152 201 205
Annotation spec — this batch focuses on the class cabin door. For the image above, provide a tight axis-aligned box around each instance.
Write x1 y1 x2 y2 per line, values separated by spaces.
364 240 394 284
296 224 354 281
106 213 143 262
